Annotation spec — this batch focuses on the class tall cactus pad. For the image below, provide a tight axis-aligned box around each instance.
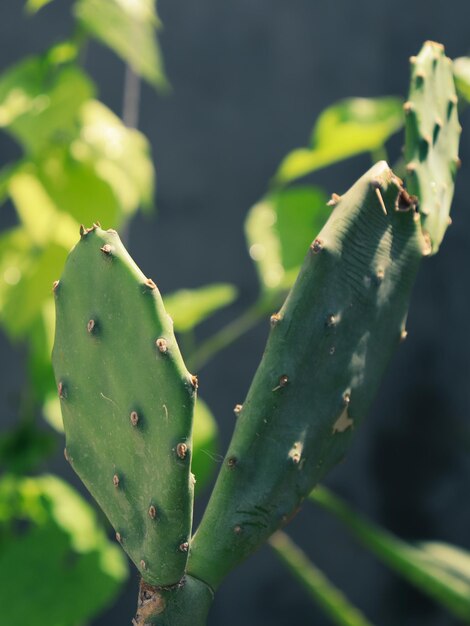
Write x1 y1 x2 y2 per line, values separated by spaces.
404 41 461 254
189 162 429 589
52 226 196 586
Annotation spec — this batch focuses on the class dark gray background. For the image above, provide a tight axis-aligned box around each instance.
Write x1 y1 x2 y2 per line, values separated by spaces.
1 1 470 625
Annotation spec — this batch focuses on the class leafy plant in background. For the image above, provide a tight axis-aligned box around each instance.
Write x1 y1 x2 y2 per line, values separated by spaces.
1 3 470 625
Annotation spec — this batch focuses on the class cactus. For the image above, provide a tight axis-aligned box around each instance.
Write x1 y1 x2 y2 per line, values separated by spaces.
51 41 460 625
52 225 196 586
404 40 461 253
187 161 426 589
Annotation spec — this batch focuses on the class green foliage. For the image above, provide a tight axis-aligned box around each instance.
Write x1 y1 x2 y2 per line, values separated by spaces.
0 55 93 155
453 57 470 102
192 399 219 495
311 487 470 621
275 97 403 184
0 474 128 626
24 0 55 13
74 0 167 89
164 284 238 333
245 185 329 292
269 531 373 626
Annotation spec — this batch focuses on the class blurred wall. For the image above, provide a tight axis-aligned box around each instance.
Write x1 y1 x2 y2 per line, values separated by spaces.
0 1 469 625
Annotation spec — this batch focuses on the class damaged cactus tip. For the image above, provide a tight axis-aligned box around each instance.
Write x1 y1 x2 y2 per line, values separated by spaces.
52 223 197 587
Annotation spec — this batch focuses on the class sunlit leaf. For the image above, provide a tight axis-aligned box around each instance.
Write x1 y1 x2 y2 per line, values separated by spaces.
0 474 128 625
192 398 219 495
275 98 403 183
75 0 167 89
245 185 329 292
71 100 155 215
310 486 470 621
24 0 55 13
270 531 373 626
0 55 94 154
453 57 470 102
164 283 238 332
36 148 121 227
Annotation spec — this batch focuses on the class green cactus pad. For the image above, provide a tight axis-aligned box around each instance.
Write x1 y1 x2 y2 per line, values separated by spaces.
404 40 461 254
188 161 430 590
52 225 196 586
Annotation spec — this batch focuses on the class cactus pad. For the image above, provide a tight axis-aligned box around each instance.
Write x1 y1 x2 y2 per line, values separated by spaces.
404 41 461 253
52 225 196 586
188 161 429 589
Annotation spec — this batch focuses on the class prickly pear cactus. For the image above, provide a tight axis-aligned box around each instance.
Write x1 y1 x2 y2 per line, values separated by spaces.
404 40 461 253
52 225 196 586
188 161 430 589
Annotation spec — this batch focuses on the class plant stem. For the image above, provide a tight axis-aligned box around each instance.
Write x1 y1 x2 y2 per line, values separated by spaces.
269 531 373 626
123 64 141 129
187 300 270 372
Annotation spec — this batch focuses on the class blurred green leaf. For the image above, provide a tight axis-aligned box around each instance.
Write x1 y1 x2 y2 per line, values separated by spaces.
245 185 329 292
25 0 55 13
269 531 373 626
35 148 121 227
0 424 56 474
70 99 155 215
453 57 470 102
28 300 57 408
275 97 403 184
192 398 219 495
310 486 470 621
75 0 167 89
164 284 238 333
0 474 128 625
0 55 94 154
